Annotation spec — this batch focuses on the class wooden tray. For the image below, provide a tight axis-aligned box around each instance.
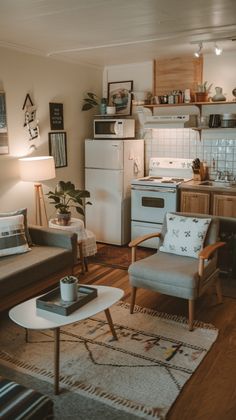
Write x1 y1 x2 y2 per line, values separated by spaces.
36 285 97 316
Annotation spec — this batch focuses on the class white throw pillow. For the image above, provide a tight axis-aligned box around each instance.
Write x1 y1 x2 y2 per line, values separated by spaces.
159 213 211 259
0 214 30 257
0 208 32 245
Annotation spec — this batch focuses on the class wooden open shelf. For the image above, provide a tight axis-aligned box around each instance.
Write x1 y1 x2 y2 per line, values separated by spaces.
143 101 236 108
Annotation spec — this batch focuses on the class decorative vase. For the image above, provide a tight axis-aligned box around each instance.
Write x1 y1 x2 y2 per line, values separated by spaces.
99 98 107 115
60 276 78 302
212 87 226 102
56 212 71 226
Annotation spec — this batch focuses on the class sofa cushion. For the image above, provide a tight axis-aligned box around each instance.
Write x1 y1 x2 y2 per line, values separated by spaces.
159 213 211 258
0 208 32 246
0 245 73 298
0 215 30 258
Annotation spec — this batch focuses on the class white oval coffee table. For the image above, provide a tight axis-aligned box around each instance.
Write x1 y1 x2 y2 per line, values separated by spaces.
9 285 124 395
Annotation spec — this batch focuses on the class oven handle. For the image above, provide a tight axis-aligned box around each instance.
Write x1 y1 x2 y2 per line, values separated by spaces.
131 186 176 193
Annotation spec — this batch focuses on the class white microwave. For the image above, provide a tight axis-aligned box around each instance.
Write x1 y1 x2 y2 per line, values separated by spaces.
93 118 135 139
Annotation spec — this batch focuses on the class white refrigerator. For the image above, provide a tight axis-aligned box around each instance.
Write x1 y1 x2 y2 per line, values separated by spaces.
85 139 144 245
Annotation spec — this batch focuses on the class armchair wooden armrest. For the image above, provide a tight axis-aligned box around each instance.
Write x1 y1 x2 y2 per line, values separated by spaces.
129 232 162 263
198 241 226 276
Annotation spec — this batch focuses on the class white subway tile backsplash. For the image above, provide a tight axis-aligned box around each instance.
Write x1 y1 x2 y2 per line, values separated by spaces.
145 128 236 179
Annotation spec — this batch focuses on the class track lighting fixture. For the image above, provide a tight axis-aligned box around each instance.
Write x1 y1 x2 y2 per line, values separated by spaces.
191 40 223 58
194 42 202 58
214 43 222 56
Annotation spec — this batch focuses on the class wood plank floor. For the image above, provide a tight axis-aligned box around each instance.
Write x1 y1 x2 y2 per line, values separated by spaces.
76 261 236 420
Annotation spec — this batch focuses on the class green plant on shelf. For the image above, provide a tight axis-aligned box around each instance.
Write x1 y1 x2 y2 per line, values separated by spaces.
197 81 213 93
82 92 107 112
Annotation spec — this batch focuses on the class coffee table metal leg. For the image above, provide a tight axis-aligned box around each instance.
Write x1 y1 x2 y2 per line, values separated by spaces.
54 327 60 395
104 308 118 340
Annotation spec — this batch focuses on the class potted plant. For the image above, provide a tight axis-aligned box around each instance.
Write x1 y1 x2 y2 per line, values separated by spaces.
82 92 107 114
46 181 91 226
195 81 213 102
60 275 78 302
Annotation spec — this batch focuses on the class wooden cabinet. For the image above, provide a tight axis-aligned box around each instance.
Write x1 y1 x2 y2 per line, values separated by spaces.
180 191 210 214
180 188 236 217
213 194 236 217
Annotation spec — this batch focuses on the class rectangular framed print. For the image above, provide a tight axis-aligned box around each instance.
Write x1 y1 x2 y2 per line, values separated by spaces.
108 80 133 116
0 92 9 155
49 103 64 130
49 132 67 168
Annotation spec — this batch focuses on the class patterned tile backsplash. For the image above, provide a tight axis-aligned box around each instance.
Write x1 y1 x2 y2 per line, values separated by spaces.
144 128 236 180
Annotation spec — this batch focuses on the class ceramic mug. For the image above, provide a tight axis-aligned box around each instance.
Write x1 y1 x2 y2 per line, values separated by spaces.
60 276 78 301
106 106 116 115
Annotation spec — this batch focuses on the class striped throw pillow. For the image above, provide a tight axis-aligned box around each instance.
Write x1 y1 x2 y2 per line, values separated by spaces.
0 208 32 245
0 214 30 257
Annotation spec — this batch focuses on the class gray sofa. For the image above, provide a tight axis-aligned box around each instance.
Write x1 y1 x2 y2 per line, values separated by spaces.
0 225 78 312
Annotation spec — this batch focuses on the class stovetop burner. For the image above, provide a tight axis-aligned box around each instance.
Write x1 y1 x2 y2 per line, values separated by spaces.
135 176 188 185
131 157 193 188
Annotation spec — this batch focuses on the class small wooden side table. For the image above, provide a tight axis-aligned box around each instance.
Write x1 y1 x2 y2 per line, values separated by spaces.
49 218 97 273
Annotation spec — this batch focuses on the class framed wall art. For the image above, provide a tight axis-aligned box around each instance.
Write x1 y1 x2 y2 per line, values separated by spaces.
49 102 64 130
108 80 133 116
48 132 67 168
0 92 9 155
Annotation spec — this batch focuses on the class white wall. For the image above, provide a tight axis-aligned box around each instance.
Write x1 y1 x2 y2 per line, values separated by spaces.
204 51 236 100
0 47 102 223
103 61 153 97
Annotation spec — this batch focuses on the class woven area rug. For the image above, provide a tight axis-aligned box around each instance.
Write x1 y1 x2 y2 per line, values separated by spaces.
0 303 218 420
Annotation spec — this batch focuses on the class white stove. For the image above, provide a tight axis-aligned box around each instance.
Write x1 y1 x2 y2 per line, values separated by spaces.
131 157 193 248
132 157 192 188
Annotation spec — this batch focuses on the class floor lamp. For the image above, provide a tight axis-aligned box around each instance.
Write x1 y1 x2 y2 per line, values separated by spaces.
19 156 56 226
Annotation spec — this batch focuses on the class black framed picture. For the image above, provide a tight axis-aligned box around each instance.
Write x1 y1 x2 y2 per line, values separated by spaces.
108 80 133 116
48 132 67 168
49 103 64 130
0 92 9 155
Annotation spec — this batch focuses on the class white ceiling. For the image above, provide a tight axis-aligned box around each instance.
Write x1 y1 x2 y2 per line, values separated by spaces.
0 0 236 67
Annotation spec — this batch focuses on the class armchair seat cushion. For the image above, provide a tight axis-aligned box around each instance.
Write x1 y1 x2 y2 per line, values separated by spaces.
128 252 214 299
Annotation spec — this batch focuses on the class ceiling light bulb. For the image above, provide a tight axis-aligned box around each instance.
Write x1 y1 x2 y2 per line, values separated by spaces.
194 42 202 58
214 43 222 55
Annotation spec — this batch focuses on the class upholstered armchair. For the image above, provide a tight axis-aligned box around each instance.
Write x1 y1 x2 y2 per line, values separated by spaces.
128 212 225 331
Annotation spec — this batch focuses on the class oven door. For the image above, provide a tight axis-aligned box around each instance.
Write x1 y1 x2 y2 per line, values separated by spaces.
131 185 177 224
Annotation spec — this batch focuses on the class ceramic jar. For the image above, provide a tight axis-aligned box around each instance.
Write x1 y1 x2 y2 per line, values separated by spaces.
106 106 116 115
212 87 226 102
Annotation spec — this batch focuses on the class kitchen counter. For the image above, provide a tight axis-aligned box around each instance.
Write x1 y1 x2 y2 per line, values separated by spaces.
180 179 236 193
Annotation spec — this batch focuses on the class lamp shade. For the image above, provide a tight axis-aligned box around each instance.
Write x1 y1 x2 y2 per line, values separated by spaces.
19 156 56 182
